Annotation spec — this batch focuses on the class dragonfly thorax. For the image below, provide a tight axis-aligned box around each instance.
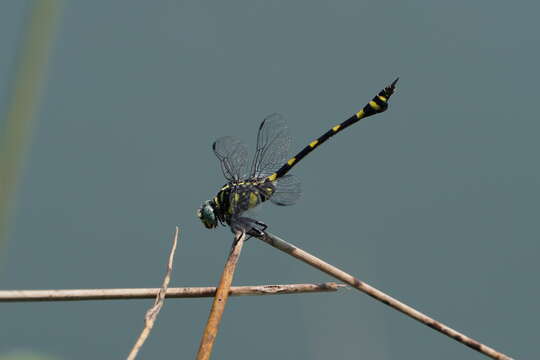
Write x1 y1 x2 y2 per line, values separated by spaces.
217 179 276 221
197 179 277 230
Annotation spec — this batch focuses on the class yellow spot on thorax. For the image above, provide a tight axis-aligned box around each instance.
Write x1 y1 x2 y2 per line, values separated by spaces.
228 192 240 214
218 190 226 204
267 173 277 181
248 192 258 208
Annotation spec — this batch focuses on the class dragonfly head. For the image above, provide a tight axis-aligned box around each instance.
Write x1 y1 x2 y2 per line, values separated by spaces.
197 200 218 229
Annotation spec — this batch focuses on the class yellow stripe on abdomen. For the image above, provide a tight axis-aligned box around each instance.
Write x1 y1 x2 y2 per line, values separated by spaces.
369 100 381 110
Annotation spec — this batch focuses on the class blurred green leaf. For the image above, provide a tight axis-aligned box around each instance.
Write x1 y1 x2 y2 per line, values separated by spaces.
0 350 60 360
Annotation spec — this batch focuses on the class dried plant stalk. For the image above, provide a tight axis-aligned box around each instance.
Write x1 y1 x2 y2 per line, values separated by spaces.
0 283 344 302
196 231 246 360
258 232 513 360
126 226 180 360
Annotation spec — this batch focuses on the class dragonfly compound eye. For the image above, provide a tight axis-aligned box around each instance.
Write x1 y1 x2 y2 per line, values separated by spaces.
197 200 218 229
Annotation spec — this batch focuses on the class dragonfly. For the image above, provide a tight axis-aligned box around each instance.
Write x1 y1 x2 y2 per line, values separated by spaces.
197 78 399 236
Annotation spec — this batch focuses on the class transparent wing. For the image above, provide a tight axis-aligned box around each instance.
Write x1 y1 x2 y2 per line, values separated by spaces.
212 136 249 181
250 113 291 178
270 174 301 206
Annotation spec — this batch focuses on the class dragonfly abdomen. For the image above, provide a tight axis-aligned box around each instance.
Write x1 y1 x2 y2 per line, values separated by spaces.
266 78 398 182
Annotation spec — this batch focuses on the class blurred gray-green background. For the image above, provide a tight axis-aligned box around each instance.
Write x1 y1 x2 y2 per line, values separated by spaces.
1 1 538 359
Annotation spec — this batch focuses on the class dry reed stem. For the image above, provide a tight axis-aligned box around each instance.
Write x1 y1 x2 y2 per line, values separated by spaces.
258 232 513 360
196 231 246 360
126 226 180 360
0 283 344 302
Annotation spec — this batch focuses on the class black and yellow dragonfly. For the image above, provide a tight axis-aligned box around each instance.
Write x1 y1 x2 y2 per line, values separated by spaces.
197 78 398 236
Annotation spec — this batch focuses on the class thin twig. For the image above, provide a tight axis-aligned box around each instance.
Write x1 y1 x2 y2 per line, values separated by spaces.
196 231 246 360
0 283 344 302
126 226 180 360
258 232 513 360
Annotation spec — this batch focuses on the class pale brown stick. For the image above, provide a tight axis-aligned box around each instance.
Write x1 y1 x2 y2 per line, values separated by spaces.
0 283 344 302
258 232 513 360
126 226 180 360
196 231 246 360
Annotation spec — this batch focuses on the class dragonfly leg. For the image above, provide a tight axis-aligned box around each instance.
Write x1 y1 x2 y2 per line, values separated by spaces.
231 216 267 240
253 220 267 234
245 218 267 238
